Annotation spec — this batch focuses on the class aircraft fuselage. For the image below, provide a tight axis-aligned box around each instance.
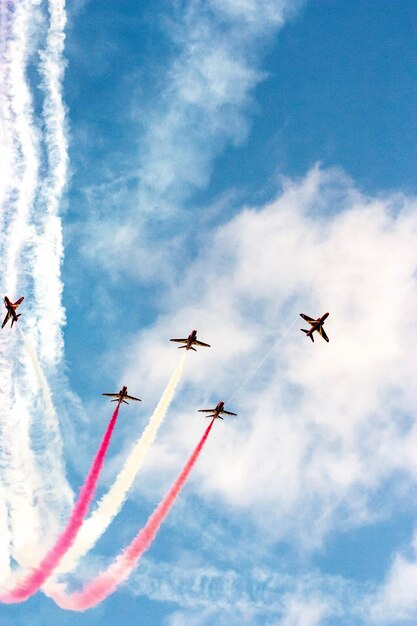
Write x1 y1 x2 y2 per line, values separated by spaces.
306 312 329 336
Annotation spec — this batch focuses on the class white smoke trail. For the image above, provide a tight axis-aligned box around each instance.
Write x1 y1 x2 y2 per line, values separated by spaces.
17 327 55 417
0 1 15 251
0 485 12 585
44 355 186 586
16 326 72 531
32 0 68 369
3 2 40 298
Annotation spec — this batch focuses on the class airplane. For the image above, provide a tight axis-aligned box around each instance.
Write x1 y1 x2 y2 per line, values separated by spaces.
300 312 330 343
102 386 141 405
198 401 237 420
2 296 24 329
170 329 210 351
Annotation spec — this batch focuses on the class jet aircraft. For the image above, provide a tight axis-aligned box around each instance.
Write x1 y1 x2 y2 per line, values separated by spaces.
198 401 237 420
102 386 141 405
300 312 329 343
170 329 210 351
2 296 24 329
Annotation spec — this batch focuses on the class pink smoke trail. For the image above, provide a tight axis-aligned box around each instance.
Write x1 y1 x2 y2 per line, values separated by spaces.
51 419 215 611
0 405 120 603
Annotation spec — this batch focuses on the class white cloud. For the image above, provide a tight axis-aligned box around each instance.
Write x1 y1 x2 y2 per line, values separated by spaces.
367 531 417 623
131 556 353 626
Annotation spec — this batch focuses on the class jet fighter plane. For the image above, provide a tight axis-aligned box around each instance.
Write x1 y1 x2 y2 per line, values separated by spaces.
198 401 237 420
170 329 210 351
102 386 141 405
2 296 24 329
300 312 329 343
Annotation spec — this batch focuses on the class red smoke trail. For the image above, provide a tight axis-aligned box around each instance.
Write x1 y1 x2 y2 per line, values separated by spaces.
0 405 120 604
51 419 215 611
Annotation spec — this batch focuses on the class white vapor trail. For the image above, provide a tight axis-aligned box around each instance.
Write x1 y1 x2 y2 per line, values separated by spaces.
44 355 186 587
32 0 68 368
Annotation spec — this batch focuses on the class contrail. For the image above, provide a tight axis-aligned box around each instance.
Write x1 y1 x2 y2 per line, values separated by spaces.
227 317 297 403
46 355 186 584
0 405 120 603
50 419 215 611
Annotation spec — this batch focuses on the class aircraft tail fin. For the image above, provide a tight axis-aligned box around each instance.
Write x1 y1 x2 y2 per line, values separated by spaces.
300 329 308 334
178 345 187 349
310 334 314 342
190 347 197 351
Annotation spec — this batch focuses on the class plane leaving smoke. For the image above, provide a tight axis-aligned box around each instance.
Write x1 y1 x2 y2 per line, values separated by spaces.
46 354 186 586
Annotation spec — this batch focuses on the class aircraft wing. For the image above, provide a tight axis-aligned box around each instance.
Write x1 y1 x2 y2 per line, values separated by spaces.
1 313 10 329
124 394 141 402
222 410 237 416
13 297 24 308
300 313 316 325
170 338 187 343
194 340 211 347
198 409 215 413
102 393 120 398
318 326 329 342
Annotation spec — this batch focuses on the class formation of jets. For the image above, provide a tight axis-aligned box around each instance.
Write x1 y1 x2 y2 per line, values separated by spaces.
2 296 24 329
2 297 330 420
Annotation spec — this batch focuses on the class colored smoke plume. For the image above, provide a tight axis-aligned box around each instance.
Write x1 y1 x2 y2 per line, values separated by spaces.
51 419 215 611
0 405 120 603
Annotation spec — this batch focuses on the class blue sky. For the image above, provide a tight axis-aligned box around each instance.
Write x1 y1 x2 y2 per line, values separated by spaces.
1 0 417 624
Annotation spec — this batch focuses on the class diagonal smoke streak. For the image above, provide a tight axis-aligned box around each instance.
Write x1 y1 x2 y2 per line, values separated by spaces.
0 405 120 603
45 355 186 585
17 327 73 526
50 419 215 611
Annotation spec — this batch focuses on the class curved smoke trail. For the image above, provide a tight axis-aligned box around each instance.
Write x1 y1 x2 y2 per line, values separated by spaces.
50 419 215 611
0 405 120 604
45 355 186 585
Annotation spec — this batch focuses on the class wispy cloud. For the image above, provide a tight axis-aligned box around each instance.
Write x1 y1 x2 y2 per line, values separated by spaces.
77 0 305 280
130 556 360 626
